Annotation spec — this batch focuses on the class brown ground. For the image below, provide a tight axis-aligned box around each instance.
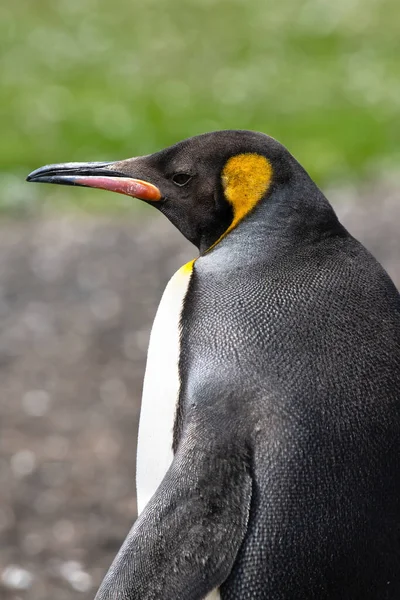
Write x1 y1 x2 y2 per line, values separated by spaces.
0 182 399 599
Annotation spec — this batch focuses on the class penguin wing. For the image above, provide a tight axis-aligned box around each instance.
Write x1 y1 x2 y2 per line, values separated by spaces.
95 437 252 600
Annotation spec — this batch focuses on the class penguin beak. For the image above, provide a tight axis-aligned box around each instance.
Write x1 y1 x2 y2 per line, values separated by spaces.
26 161 162 202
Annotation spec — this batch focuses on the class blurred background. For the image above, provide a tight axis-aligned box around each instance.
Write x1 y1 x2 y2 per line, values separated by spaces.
0 0 399 598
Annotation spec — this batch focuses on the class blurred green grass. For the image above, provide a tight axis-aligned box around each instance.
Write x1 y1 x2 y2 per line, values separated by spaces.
1 0 399 214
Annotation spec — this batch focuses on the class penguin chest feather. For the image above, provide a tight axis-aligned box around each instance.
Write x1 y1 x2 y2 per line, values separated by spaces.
136 264 221 600
136 263 193 514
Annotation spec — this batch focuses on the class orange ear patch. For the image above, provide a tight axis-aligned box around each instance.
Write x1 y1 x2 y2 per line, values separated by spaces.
222 153 273 236
204 153 273 253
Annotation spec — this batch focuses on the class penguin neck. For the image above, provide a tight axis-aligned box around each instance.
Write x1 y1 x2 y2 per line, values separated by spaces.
203 178 344 269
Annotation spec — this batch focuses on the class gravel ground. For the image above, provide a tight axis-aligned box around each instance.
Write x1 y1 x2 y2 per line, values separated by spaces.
0 183 399 600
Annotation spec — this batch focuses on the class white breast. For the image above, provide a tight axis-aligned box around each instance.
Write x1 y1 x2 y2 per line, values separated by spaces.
136 262 193 514
136 262 221 600
204 591 221 599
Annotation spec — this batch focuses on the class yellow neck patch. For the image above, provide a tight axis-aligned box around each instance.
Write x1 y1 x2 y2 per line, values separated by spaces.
207 153 272 251
178 259 195 275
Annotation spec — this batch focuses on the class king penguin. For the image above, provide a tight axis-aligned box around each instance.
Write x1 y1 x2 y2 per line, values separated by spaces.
27 130 400 599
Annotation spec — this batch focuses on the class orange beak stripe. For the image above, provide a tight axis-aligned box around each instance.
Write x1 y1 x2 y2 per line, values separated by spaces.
72 176 161 201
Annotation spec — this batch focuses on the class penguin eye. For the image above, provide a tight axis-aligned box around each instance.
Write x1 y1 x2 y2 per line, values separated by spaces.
172 173 192 186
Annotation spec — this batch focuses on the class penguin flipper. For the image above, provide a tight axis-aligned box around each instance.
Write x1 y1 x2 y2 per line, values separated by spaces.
95 441 252 600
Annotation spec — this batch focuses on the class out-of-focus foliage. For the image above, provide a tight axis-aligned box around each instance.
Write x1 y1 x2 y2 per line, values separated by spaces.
1 0 399 212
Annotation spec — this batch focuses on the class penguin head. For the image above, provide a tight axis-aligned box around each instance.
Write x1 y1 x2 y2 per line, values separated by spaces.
27 130 328 253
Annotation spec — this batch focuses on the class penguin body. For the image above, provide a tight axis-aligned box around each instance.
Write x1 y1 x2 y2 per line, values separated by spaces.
178 223 400 599
27 131 400 599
